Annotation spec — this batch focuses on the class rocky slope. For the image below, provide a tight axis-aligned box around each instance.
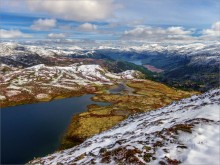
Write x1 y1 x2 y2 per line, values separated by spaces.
29 89 220 165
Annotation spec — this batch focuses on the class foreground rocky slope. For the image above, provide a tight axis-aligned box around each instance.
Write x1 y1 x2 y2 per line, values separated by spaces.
29 89 220 165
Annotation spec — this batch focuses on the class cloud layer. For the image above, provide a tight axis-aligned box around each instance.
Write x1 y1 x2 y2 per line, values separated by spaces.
0 29 32 38
120 21 220 43
0 0 219 42
27 0 118 21
202 21 220 37
78 23 97 31
48 33 66 39
30 19 57 31
122 26 193 41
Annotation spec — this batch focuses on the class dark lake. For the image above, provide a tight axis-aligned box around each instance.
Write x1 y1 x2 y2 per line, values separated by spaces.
1 94 110 164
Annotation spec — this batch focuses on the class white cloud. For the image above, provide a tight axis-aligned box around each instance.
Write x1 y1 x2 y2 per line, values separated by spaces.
78 23 97 31
122 26 193 41
31 19 56 31
167 27 192 35
202 21 220 36
27 0 119 21
0 29 32 38
47 33 66 39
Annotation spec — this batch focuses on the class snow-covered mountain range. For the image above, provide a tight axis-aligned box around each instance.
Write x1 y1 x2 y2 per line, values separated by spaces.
29 88 220 165
96 43 220 66
1 42 219 66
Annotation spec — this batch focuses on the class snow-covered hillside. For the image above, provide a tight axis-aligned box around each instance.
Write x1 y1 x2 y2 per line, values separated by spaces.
109 43 220 56
29 89 220 165
0 42 82 57
0 63 142 107
1 63 140 87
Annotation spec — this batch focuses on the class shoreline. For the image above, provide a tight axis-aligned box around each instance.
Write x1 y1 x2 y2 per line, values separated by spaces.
1 79 199 163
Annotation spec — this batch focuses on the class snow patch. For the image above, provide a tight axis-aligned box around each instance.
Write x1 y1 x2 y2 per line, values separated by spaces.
35 93 50 100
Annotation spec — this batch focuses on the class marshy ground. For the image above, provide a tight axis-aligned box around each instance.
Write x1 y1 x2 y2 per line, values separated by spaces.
60 79 197 149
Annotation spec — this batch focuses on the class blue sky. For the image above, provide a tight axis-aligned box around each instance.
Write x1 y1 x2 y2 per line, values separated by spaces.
0 0 219 42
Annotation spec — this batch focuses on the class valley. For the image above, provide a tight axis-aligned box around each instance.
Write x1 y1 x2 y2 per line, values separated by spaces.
95 43 220 91
0 42 218 164
1 1 219 164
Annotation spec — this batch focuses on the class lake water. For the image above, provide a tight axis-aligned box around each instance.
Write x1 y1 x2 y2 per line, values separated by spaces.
1 94 110 164
108 82 138 96
108 83 126 94
128 60 142 66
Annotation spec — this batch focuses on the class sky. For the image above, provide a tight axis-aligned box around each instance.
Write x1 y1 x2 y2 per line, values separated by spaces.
0 0 219 43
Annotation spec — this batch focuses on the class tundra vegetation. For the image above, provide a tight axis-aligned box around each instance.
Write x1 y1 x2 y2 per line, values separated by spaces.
61 80 197 149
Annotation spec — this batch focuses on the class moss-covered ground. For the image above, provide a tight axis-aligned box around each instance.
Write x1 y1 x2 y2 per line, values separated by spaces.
60 80 198 149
